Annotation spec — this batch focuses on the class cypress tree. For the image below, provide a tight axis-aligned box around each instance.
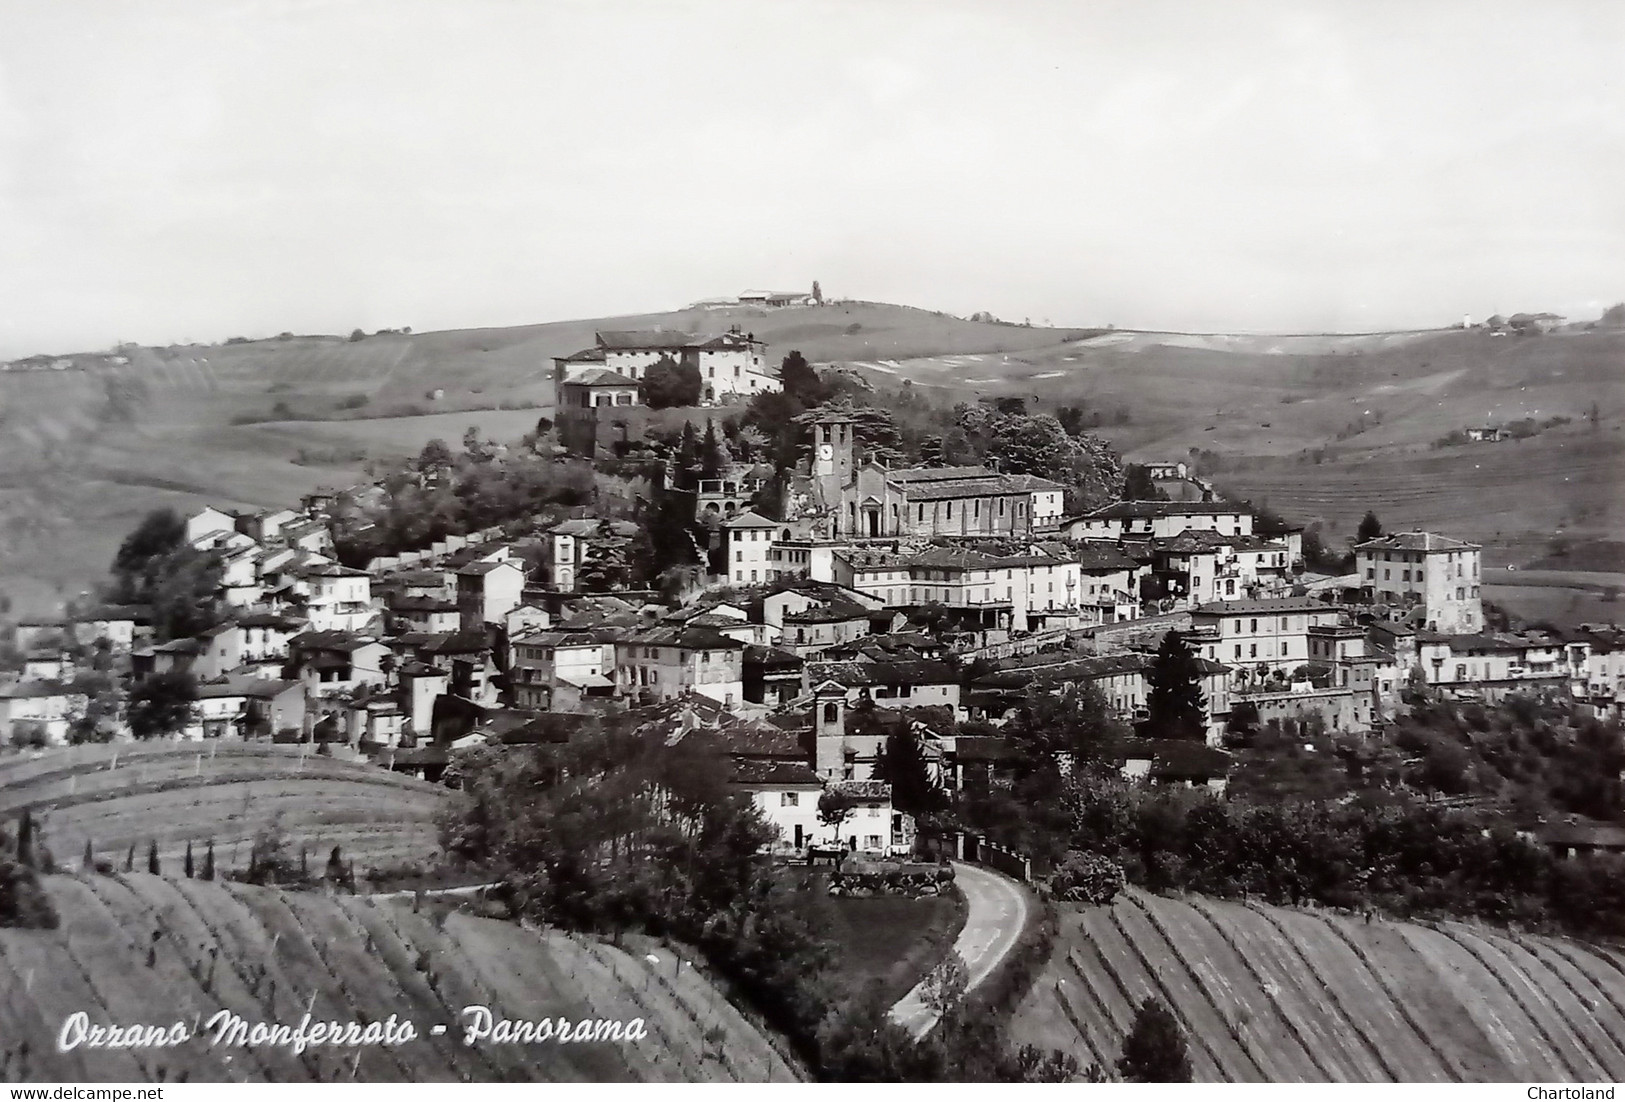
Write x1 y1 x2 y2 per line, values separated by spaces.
82 838 94 871
147 839 160 875
1117 997 1191 1082
16 809 34 869
1144 629 1209 741
202 840 215 881
184 840 195 879
125 841 136 872
1357 510 1383 543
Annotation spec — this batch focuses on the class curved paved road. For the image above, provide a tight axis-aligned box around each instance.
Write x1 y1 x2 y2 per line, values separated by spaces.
888 860 1032 1039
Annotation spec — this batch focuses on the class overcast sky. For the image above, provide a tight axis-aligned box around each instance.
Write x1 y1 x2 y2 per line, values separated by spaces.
1 0 1621 356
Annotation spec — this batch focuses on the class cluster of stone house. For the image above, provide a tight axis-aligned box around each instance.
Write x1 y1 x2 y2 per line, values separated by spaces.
9 409 1625 860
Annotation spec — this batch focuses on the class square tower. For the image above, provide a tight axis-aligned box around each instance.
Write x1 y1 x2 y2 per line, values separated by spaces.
810 412 855 508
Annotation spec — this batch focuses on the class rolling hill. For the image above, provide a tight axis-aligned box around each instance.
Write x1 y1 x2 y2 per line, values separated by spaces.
2 300 1620 615
1013 888 1625 1082
0 872 801 1082
0 742 450 876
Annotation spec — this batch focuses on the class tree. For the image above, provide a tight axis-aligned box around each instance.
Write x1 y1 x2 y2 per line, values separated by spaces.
1116 997 1191 1082
1144 630 1209 741
577 520 632 593
642 354 703 409
817 788 859 847
111 508 186 588
1005 683 1124 770
16 808 35 870
921 951 968 1016
1122 465 1169 501
671 421 702 489
184 840 194 878
146 544 225 640
126 671 198 739
1601 303 1625 327
82 838 94 871
700 420 732 479
875 730 946 818
1357 511 1384 543
202 839 216 881
348 328 366 342
811 281 823 305
416 438 454 474
779 351 827 407
147 839 160 875
124 842 135 872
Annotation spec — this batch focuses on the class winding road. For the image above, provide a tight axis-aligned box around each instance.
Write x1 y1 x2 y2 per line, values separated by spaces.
887 860 1033 1039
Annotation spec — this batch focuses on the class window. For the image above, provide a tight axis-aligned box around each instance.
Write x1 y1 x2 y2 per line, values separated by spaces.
1384 569 1391 581
781 792 799 806
1250 644 1257 658
1366 569 1374 579
1234 644 1242 658
1250 619 1258 632
823 702 839 724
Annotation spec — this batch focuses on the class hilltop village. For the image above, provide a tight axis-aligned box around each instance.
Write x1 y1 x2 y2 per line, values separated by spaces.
3 329 1622 862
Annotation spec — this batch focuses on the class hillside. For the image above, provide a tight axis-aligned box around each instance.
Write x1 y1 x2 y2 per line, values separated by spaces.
3 302 1620 615
0 302 1081 616
835 324 1625 569
0 742 450 876
0 873 800 1082
1012 888 1625 1082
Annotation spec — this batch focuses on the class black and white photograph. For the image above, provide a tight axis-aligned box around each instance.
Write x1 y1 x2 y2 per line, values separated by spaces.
1 0 1623 1087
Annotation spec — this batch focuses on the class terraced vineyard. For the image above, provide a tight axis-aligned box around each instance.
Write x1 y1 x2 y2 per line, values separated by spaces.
0 742 450 875
0 874 800 1082
1013 889 1625 1082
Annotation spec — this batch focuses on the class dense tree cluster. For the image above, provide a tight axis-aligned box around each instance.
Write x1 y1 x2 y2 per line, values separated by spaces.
641 354 703 409
333 442 597 565
441 728 1074 1080
109 507 225 641
1061 768 1625 937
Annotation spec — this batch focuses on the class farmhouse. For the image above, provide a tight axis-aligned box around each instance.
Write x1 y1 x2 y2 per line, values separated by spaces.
552 328 780 405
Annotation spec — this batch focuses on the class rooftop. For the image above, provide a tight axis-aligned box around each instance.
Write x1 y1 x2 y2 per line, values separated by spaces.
1082 500 1250 520
596 329 695 351
1355 532 1481 553
564 368 641 388
1193 596 1339 617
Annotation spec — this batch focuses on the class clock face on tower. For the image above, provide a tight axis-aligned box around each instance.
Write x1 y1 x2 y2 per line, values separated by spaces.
817 443 833 462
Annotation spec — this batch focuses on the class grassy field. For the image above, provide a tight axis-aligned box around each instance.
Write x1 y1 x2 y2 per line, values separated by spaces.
776 865 967 1009
1011 888 1625 1082
839 325 1625 563
0 873 800 1082
0 742 451 876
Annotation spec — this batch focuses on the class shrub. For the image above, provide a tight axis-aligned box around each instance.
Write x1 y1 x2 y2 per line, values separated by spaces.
1117 997 1191 1082
0 859 58 929
338 394 369 410
1050 850 1124 905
